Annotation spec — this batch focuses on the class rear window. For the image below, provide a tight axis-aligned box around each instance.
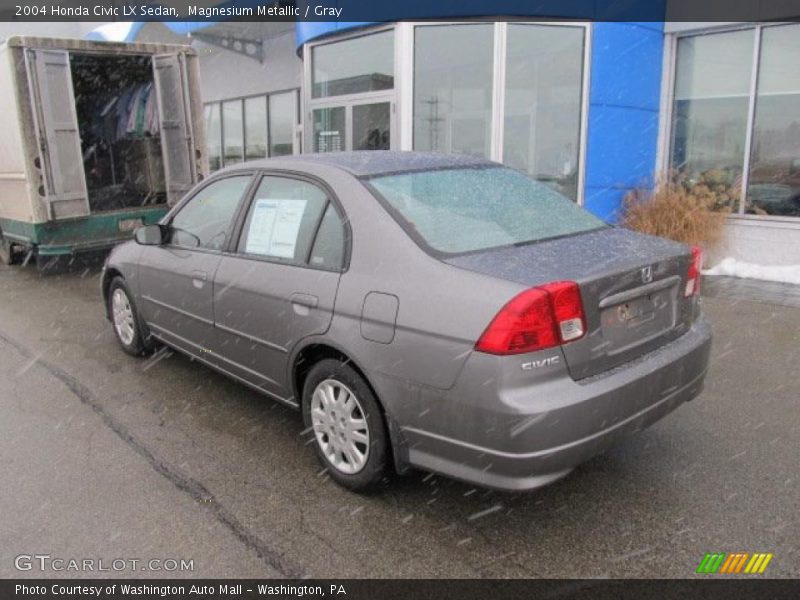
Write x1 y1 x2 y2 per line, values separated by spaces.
367 167 605 255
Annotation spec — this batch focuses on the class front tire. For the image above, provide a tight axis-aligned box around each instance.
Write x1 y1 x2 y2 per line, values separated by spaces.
302 359 389 491
108 277 152 356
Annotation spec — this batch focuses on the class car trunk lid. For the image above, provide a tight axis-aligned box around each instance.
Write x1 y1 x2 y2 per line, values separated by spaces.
445 227 695 380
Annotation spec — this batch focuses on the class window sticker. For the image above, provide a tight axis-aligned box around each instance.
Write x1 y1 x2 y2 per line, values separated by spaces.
245 198 307 259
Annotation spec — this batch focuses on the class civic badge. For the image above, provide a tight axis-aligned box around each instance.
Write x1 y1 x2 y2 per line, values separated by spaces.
641 266 653 283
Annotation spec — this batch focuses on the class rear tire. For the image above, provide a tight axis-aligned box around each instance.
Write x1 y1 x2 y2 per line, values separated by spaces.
108 277 153 356
35 253 66 274
0 232 19 266
302 359 389 491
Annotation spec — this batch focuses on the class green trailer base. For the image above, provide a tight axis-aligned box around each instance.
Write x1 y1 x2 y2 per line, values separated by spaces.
0 206 168 258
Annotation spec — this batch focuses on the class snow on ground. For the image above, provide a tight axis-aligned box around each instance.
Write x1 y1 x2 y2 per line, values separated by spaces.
704 257 800 285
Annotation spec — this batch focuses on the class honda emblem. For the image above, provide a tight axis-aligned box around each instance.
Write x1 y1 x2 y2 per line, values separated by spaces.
641 266 653 283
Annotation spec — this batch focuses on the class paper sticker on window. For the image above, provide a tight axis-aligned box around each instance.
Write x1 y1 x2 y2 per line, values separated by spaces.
245 198 307 259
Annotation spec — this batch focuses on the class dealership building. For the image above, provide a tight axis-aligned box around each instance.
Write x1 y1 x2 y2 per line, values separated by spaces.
21 10 800 266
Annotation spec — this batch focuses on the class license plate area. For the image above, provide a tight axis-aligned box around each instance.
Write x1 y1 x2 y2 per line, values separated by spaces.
118 218 144 232
601 283 677 356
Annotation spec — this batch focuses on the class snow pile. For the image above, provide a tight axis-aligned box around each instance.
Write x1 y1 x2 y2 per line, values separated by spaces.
703 257 800 285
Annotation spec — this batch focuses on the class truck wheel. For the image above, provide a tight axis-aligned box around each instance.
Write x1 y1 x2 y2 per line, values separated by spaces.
302 359 389 491
35 253 64 274
108 277 153 356
0 233 18 266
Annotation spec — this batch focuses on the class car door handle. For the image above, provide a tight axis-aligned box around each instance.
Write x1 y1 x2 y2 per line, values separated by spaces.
291 293 319 309
191 270 208 288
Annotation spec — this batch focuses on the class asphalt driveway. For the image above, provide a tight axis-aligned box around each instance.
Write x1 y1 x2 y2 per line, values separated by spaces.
0 262 797 578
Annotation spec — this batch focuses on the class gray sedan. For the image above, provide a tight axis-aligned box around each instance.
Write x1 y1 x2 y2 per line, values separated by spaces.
102 152 712 492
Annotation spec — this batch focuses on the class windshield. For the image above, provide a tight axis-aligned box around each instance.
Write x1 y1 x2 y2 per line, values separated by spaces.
367 166 605 255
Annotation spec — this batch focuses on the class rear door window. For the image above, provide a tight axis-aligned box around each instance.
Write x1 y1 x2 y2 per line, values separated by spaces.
309 203 346 270
237 176 342 267
367 167 605 255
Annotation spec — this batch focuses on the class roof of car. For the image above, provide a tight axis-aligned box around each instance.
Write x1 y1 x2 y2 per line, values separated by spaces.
220 151 496 178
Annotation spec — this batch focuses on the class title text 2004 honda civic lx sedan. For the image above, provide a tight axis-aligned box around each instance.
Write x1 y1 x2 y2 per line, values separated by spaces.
102 152 712 492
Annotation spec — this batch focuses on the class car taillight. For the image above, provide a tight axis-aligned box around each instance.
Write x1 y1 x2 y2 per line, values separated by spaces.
475 281 586 355
685 246 703 297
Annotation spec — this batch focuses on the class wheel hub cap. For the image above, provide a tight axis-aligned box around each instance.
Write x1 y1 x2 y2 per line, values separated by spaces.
111 288 136 346
310 379 370 475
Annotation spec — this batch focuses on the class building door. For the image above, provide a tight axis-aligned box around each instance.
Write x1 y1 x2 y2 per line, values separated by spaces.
311 97 395 153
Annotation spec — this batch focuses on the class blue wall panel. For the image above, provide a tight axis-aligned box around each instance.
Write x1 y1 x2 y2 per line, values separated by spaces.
584 22 664 223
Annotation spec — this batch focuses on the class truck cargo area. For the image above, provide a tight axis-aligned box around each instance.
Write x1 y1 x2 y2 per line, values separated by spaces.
70 52 167 213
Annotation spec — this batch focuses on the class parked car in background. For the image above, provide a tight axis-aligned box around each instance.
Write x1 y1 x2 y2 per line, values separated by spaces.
102 152 712 492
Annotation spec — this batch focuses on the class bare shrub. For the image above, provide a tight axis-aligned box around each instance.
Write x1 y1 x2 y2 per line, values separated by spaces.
621 174 729 251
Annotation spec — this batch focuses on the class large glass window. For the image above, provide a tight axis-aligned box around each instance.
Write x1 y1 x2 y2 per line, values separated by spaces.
670 25 800 218
222 100 244 165
269 91 296 157
413 24 494 158
670 30 754 211
244 96 267 161
311 30 394 98
504 24 585 201
747 24 800 217
204 104 222 171
368 167 604 255
205 90 298 170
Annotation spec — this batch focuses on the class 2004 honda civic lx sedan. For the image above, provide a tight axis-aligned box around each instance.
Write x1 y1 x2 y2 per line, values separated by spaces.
102 152 712 492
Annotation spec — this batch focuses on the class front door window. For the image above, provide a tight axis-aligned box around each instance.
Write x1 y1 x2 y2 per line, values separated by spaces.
169 175 252 250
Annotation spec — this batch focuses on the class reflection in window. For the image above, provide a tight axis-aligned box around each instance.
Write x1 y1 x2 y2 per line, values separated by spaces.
504 24 584 201
222 100 244 165
413 25 494 158
204 104 222 171
747 24 800 217
353 103 390 150
244 96 267 161
269 91 296 156
313 107 346 153
312 30 394 98
670 30 754 211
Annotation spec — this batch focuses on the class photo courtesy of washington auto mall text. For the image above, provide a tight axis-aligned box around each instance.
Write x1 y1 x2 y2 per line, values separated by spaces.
14 584 348 597
0 0 799 598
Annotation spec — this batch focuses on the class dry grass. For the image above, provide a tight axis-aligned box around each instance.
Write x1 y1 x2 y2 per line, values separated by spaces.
621 176 729 250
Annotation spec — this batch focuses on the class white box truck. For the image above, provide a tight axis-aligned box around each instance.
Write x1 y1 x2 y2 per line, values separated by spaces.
0 36 207 267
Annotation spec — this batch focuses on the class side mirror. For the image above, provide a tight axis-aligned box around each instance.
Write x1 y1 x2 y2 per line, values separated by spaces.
134 224 165 246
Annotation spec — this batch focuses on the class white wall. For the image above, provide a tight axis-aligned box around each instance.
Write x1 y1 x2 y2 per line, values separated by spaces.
708 219 800 267
196 29 302 102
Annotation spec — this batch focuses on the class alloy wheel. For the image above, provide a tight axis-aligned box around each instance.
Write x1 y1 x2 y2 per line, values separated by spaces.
310 379 370 474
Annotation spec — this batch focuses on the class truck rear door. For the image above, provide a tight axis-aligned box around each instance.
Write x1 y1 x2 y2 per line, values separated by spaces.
25 48 90 220
152 53 197 206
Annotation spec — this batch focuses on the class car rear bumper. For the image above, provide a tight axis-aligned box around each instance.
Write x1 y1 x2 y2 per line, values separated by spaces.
397 316 712 491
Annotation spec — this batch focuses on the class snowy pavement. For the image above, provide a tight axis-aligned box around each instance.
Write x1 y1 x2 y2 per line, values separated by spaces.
0 262 798 578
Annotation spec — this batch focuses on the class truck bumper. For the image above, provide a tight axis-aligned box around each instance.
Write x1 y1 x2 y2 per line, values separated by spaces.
0 207 167 256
